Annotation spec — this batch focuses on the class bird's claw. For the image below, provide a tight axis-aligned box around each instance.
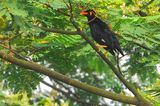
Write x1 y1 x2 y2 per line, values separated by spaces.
96 44 107 51
80 28 83 31
104 51 108 57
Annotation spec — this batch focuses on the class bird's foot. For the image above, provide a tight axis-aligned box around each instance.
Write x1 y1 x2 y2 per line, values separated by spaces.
80 27 83 31
96 44 107 51
104 51 108 57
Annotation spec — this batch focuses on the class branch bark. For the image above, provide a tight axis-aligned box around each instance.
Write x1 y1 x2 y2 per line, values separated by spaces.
33 13 152 106
70 15 140 97
31 2 152 104
67 1 152 105
38 26 153 52
0 50 138 105
70 18 152 106
42 80 102 106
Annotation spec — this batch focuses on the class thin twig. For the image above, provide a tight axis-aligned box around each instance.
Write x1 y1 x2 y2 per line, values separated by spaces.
0 44 31 61
38 26 78 35
57 9 70 17
63 0 70 9
36 1 70 17
27 47 47 56
116 53 123 76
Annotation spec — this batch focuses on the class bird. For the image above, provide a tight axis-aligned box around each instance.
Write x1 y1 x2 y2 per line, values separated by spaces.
80 9 124 56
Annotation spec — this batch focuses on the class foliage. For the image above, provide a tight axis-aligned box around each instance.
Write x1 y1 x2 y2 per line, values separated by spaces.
145 80 160 100
0 0 160 105
0 90 69 106
118 15 160 84
0 92 31 106
0 63 42 96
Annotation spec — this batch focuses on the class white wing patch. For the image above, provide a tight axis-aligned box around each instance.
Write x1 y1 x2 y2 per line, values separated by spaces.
101 39 106 43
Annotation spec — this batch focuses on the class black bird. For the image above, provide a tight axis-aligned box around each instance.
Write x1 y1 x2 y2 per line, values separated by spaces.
80 9 124 56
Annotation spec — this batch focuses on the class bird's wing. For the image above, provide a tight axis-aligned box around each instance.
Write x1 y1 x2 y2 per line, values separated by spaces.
92 23 124 56
91 23 114 46
104 27 124 56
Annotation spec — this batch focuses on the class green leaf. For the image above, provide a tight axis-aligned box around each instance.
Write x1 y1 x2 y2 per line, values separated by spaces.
50 0 67 10
1 2 28 17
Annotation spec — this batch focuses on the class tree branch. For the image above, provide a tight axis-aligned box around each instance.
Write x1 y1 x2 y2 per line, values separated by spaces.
0 44 30 61
67 1 151 105
52 79 80 99
42 80 102 106
70 11 140 98
77 25 142 99
57 9 70 17
116 54 123 76
71 19 152 106
38 25 154 52
0 50 138 105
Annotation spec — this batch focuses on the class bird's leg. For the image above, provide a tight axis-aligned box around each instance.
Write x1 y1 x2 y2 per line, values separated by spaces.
96 44 107 51
96 44 108 57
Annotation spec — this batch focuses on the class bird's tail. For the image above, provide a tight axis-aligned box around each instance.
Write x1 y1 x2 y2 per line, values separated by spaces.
116 47 124 56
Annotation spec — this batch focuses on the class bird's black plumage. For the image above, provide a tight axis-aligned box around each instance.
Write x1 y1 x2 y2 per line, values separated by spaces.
81 10 124 56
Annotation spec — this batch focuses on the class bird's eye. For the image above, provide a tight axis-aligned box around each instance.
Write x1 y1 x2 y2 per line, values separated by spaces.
89 12 93 15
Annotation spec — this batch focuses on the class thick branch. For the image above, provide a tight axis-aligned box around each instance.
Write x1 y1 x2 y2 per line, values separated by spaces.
0 51 138 105
36 16 152 105
53 79 80 99
66 2 151 100
70 19 152 106
70 18 141 97
42 80 101 106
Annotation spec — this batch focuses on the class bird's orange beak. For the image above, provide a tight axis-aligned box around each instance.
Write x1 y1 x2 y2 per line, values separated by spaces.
80 11 88 15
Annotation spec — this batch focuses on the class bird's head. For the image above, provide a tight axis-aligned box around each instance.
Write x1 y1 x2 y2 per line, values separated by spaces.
80 9 96 18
